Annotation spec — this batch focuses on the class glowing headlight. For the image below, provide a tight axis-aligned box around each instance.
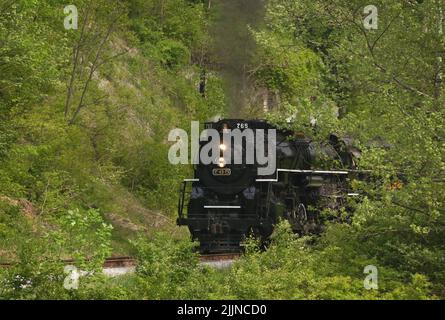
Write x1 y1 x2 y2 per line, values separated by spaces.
218 157 226 168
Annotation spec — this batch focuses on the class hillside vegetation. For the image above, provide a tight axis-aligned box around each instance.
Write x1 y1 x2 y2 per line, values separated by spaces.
0 0 444 299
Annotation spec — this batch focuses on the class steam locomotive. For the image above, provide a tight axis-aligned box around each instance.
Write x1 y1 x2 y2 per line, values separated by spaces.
177 119 361 253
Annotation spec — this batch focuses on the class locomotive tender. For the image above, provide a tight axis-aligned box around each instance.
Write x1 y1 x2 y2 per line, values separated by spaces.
177 119 360 253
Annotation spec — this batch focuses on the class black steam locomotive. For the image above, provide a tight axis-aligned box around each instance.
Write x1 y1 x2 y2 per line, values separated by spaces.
177 119 360 253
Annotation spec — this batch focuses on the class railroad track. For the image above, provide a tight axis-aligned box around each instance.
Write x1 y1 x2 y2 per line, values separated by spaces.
0 253 241 270
100 253 242 267
101 253 242 267
199 253 241 262
0 257 137 269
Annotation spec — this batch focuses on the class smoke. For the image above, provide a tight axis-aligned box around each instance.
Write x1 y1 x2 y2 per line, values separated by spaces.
210 0 266 116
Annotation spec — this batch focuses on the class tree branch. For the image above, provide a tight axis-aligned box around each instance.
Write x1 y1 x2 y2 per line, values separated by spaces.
68 12 125 125
65 1 93 118
351 13 432 99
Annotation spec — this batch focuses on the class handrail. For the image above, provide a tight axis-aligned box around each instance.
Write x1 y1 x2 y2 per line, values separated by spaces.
255 168 370 182
178 181 187 220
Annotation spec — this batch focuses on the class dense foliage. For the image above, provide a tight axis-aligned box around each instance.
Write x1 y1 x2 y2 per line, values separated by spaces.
0 0 443 299
258 0 445 297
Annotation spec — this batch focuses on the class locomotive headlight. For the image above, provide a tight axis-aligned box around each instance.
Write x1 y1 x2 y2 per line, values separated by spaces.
219 144 227 151
218 157 226 168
